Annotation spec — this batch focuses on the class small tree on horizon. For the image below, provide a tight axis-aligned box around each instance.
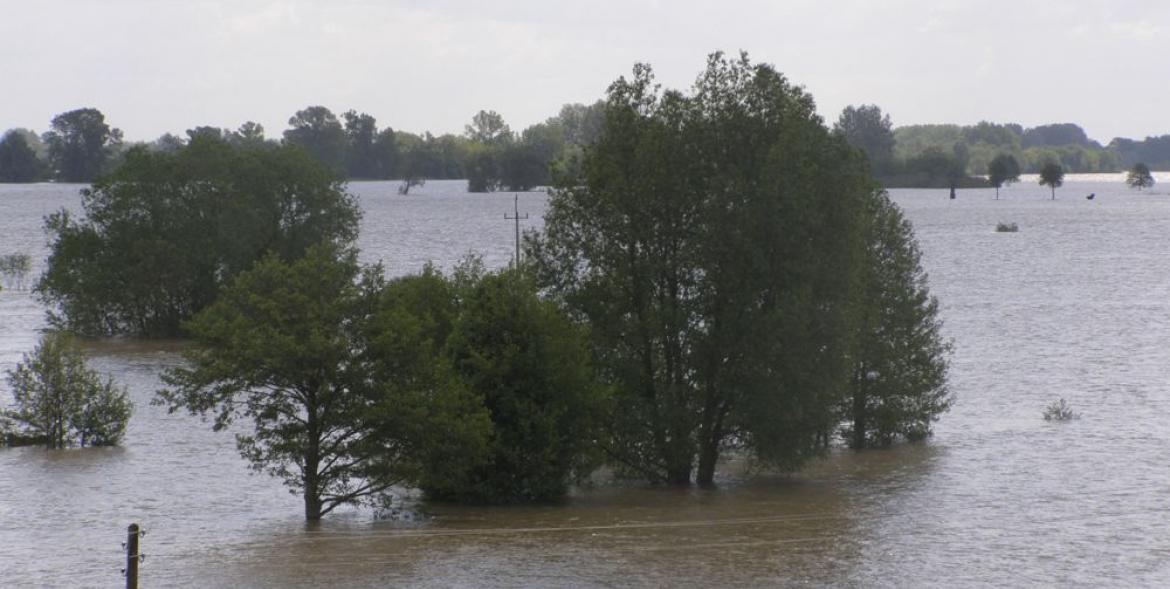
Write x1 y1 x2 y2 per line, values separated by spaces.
1039 161 1064 199
987 153 1021 200
1127 163 1155 191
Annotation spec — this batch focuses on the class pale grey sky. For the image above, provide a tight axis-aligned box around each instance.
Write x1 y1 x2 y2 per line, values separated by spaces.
2 0 1167 143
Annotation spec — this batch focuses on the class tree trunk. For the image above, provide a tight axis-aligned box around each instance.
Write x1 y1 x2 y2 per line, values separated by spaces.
696 439 719 486
851 376 867 450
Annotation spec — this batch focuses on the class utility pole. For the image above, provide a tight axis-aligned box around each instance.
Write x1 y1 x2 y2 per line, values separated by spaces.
125 523 140 589
504 194 528 267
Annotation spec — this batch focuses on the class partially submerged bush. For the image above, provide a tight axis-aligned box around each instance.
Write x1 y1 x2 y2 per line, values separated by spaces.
2 332 132 448
1042 398 1078 422
0 253 31 290
995 222 1019 233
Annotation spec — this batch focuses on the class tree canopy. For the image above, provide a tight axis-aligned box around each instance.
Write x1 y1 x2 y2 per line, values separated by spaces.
835 104 896 175
1039 161 1064 199
531 53 889 484
37 137 361 337
1126 163 1155 191
987 153 1021 199
0 130 47 182
43 108 122 182
3 332 132 449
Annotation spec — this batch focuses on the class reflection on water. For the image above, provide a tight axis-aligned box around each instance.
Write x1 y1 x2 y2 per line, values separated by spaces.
4 178 1170 586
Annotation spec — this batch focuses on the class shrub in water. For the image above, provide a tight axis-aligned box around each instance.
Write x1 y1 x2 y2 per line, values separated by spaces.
996 222 1019 233
1042 398 1078 422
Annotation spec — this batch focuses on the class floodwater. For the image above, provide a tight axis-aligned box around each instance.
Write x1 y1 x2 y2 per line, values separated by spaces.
2 176 1170 587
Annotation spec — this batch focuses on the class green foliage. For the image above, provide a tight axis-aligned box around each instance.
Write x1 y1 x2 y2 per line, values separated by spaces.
43 108 122 182
158 246 489 519
283 106 348 174
1126 163 1155 191
0 253 31 290
464 110 513 145
1110 136 1170 170
835 104 896 175
0 130 47 182
3 332 132 449
425 268 605 503
843 191 952 448
987 153 1021 198
1039 161 1064 199
37 137 360 337
531 53 875 484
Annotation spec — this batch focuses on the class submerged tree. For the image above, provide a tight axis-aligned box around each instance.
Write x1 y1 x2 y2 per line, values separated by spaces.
987 153 1021 199
842 191 951 448
1126 163 1155 191
834 104 896 176
531 53 873 484
0 130 47 182
37 137 360 337
3 332 132 449
43 108 122 182
1039 161 1064 199
159 246 490 519
425 267 605 503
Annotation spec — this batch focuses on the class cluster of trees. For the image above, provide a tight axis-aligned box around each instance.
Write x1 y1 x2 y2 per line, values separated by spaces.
1 103 606 193
34 54 952 519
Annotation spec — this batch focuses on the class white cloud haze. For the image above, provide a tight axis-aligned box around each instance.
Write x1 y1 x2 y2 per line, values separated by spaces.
2 0 1166 142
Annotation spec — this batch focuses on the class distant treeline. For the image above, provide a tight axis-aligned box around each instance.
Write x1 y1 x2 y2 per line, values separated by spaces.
832 104 1170 188
0 104 605 191
3 103 1169 187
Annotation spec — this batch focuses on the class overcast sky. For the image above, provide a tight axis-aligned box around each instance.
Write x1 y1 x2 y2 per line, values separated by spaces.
2 0 1167 143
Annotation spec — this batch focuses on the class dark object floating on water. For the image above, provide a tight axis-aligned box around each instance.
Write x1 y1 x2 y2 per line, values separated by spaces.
949 185 956 200
1086 193 1095 200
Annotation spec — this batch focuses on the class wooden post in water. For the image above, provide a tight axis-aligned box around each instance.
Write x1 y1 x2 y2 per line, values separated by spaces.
505 194 528 267
125 523 139 589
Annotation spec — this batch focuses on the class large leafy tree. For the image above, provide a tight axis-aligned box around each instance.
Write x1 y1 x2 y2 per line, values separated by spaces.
1126 163 1154 191
283 106 348 174
531 53 872 484
159 247 489 520
834 104 896 175
3 332 132 449
843 191 951 448
43 108 122 182
37 137 360 337
1039 161 1064 199
987 153 1021 199
0 130 47 182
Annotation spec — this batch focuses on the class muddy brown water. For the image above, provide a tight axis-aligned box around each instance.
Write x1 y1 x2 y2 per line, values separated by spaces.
3 177 1170 587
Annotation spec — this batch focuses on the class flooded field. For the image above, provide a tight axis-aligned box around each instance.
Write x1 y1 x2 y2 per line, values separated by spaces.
3 177 1170 587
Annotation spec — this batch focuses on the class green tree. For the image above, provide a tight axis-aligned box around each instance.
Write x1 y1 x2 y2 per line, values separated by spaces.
37 137 360 337
159 247 489 520
1039 161 1064 199
343 110 382 179
835 104 896 175
425 268 605 503
3 332 132 449
464 110 513 145
465 145 500 193
1127 163 1155 191
43 108 122 182
843 191 951 448
987 153 1021 199
0 130 47 182
531 53 871 484
283 106 348 173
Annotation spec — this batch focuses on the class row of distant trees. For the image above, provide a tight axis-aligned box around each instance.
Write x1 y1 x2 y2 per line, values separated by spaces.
831 104 1170 187
0 103 606 190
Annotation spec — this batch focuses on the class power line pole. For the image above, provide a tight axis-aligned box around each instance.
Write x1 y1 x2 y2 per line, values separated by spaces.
125 523 140 589
504 194 528 267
